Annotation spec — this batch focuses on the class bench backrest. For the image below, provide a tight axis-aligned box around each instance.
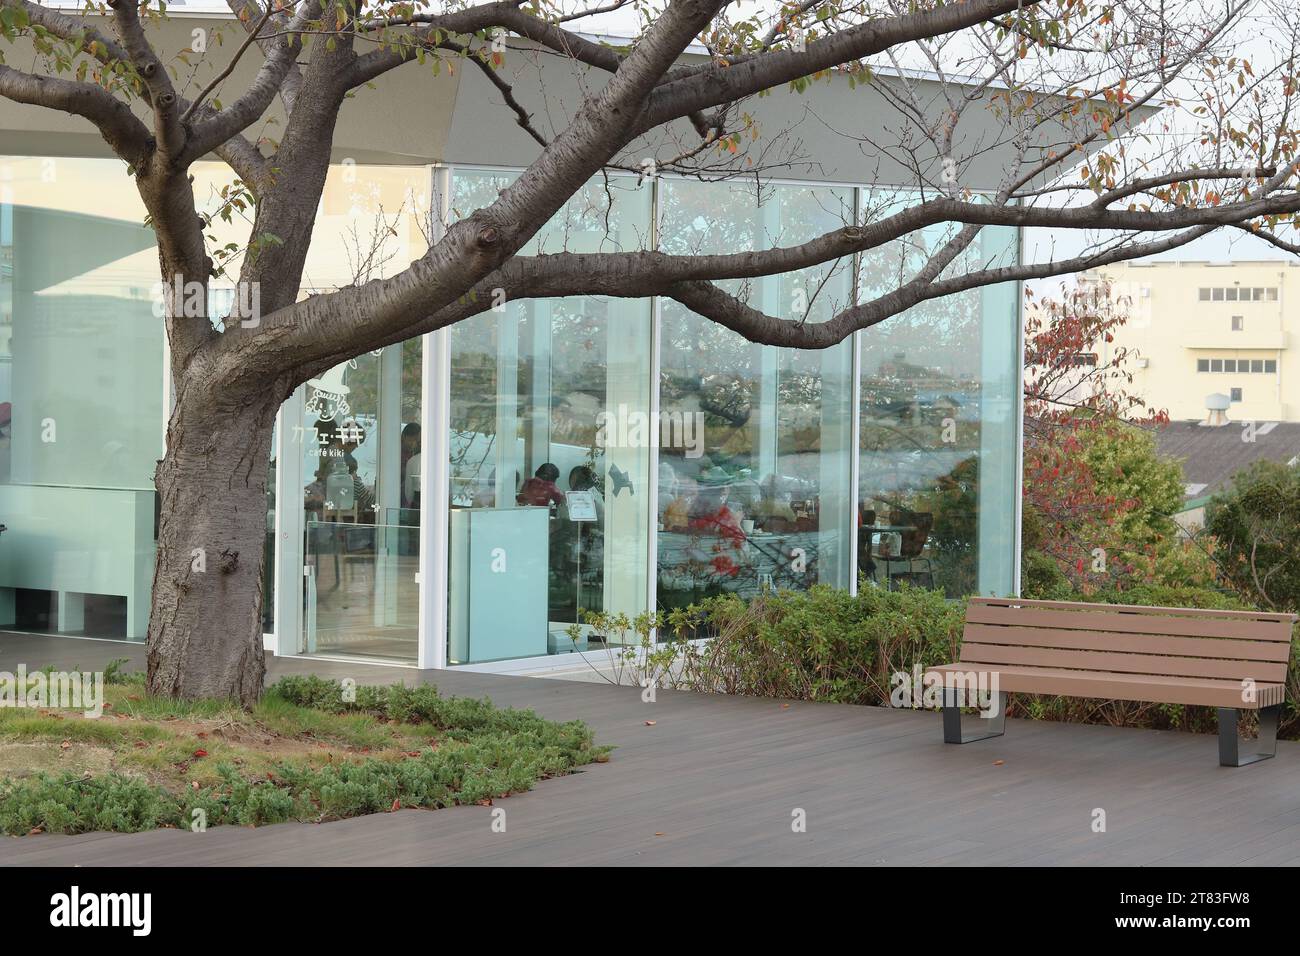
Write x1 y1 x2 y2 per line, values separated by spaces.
961 597 1297 685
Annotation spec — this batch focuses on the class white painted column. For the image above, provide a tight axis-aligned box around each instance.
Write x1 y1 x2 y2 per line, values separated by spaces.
604 305 653 625
374 345 403 628
418 165 452 670
274 387 305 657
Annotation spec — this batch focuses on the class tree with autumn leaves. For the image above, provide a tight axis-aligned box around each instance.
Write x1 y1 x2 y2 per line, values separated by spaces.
1021 281 1219 597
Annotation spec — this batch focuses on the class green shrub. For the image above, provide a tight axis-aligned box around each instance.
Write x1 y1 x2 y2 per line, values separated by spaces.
1205 459 1300 612
662 584 962 705
1082 583 1250 611
0 681 604 836
267 676 598 748
0 773 184 835
1020 550 1074 600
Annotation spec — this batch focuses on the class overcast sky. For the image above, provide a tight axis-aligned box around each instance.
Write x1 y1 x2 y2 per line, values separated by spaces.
552 0 1297 285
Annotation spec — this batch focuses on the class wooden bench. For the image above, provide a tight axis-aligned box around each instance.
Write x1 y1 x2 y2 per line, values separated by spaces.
924 597 1297 767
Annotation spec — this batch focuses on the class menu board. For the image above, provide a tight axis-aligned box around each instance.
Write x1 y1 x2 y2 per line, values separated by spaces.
567 490 598 522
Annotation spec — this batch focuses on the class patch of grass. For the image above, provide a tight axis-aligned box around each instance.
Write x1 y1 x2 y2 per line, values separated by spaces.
0 675 606 836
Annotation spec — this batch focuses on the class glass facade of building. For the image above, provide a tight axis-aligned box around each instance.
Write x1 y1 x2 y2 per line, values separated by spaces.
0 157 1020 668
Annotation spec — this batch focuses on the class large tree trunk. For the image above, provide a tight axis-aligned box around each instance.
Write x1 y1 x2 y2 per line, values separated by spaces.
146 386 280 705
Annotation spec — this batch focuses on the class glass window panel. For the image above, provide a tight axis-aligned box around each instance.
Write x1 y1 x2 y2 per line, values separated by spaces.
1211 359 1223 372
1197 359 1209 372
1251 359 1264 373
857 190 1018 597
447 170 652 663
291 165 429 663
1223 359 1236 373
0 156 162 640
655 179 855 612
1266 359 1277 373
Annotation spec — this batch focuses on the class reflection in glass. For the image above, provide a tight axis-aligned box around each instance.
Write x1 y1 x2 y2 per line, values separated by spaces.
0 157 161 640
447 171 653 662
656 180 856 610
857 191 1018 597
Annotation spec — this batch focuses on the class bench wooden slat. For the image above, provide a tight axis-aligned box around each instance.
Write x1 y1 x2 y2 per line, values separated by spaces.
926 663 1285 709
966 602 1295 642
970 595 1298 626
962 622 1293 663
958 641 1288 683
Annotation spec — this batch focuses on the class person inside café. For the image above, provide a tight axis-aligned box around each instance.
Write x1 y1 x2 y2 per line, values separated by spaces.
400 422 421 512
517 462 566 510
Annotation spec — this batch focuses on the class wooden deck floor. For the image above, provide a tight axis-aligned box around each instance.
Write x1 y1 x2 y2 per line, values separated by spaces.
1 632 1298 866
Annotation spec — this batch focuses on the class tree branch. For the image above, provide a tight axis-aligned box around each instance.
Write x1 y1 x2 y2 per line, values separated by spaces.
225 0 306 113
183 0 278 124
0 63 151 165
106 0 183 159
182 0 321 164
635 0 1038 135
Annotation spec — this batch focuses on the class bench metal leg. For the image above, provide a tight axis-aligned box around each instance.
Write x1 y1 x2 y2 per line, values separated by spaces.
942 689 1007 744
1217 705 1280 767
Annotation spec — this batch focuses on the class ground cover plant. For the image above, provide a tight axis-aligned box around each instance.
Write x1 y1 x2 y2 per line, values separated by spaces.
0 669 605 836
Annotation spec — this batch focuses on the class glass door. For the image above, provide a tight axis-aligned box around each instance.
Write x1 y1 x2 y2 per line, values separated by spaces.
300 341 422 662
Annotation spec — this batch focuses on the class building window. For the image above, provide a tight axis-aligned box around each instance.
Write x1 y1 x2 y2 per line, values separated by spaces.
1200 286 1277 302
1230 388 1243 402
659 178 859 611
446 169 653 664
0 155 165 642
1199 354 1277 373
1231 315 1244 330
858 189 1019 598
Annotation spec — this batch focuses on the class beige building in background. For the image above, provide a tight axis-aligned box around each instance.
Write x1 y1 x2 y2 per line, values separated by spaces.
1079 261 1300 423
